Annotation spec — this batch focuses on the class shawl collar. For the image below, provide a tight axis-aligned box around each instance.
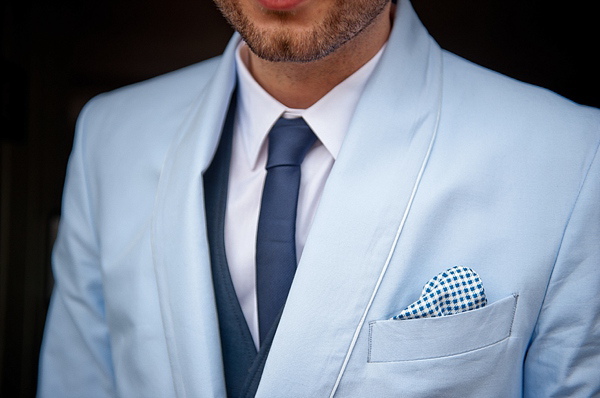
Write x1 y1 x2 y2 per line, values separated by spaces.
256 1 444 395
151 34 240 397
152 0 443 395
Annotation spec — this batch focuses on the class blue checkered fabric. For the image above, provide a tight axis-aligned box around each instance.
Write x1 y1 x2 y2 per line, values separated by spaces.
392 266 487 320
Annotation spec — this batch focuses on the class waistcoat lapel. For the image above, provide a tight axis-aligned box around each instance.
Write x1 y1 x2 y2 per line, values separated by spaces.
203 91 285 398
204 92 258 397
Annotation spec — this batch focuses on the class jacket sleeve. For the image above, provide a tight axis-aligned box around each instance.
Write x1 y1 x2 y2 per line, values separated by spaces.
523 141 600 397
37 98 116 398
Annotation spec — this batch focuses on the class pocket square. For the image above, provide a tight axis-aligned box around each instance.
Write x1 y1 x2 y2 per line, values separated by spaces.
391 266 487 320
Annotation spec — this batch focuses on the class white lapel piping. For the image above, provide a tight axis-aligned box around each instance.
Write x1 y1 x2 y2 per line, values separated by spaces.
329 59 444 398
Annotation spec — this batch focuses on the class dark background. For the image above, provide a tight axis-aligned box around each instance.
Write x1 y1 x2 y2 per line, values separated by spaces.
1 0 597 396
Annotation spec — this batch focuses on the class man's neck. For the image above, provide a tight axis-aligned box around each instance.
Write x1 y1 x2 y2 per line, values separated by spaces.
244 3 393 109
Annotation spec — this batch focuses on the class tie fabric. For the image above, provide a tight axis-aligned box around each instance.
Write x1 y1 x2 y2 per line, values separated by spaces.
391 266 487 320
256 117 317 345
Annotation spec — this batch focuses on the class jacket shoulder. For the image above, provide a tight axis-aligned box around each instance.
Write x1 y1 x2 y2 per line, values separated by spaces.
73 55 224 159
440 50 600 144
83 55 222 119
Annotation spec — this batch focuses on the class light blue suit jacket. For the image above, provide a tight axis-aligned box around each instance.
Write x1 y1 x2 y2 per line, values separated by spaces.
38 1 600 396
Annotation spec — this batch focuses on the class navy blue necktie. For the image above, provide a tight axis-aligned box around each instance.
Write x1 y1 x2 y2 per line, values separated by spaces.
256 117 317 345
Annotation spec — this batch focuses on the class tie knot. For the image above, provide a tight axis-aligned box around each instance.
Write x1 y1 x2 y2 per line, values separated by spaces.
266 117 317 169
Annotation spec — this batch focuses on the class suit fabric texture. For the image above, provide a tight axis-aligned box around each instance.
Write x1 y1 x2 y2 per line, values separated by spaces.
38 1 600 396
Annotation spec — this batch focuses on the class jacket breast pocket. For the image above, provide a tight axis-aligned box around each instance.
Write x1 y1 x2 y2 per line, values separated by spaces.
368 294 518 363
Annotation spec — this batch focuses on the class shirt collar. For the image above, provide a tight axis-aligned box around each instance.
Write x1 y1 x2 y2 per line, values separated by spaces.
234 40 386 170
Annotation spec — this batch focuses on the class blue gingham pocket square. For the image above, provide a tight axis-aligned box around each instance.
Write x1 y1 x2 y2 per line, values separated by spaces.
391 266 487 320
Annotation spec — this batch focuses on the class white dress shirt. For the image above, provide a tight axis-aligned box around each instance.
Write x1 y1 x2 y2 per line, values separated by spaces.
226 41 385 348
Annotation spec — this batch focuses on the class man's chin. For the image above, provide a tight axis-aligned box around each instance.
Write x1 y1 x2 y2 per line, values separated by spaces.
216 0 390 63
245 36 338 64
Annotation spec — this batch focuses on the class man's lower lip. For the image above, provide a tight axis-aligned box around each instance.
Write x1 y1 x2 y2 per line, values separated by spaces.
256 0 307 11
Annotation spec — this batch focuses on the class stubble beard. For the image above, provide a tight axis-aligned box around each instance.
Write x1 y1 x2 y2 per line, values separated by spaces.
213 0 390 63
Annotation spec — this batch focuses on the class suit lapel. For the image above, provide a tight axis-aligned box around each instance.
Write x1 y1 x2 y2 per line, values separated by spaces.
256 1 444 396
151 34 241 397
151 1 442 395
